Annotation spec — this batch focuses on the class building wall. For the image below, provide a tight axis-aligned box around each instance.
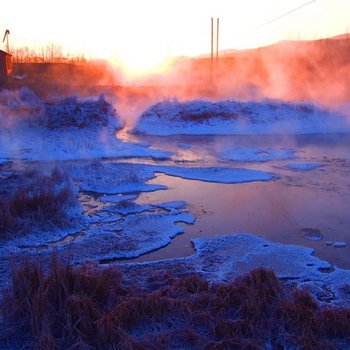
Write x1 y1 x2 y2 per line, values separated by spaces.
0 50 12 82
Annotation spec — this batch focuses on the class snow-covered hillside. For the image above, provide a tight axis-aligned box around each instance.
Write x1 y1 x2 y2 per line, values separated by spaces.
133 99 349 135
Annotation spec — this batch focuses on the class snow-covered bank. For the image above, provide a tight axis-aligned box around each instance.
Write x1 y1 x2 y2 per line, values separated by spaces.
133 99 350 135
118 233 350 306
0 126 171 161
0 88 170 161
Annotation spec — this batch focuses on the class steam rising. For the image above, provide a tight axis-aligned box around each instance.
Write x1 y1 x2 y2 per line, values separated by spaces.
5 35 350 128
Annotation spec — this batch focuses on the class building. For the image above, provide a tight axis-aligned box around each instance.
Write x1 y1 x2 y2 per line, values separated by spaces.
0 49 12 83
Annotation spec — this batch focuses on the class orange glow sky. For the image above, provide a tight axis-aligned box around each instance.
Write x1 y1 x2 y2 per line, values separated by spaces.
1 0 349 75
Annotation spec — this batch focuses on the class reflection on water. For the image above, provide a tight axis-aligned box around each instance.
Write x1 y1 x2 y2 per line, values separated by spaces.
121 132 350 269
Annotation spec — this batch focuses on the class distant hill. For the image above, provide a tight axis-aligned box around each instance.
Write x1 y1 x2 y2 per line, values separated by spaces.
163 34 350 103
329 33 350 40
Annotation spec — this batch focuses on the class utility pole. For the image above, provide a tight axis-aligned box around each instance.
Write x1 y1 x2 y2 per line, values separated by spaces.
216 18 219 62
211 18 214 75
211 18 214 63
210 18 219 86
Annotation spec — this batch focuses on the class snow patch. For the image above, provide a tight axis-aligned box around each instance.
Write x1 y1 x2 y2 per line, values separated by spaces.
284 162 321 171
153 201 187 210
334 242 347 248
152 165 277 183
103 202 152 215
67 210 195 261
73 162 167 194
217 147 295 162
100 194 138 203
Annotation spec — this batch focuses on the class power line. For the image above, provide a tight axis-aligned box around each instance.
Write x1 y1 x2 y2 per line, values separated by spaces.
234 0 319 40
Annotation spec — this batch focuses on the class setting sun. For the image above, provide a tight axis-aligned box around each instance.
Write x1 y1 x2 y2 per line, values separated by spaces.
116 46 172 77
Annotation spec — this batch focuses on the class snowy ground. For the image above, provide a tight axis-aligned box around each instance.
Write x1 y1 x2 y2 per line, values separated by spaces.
1 88 350 305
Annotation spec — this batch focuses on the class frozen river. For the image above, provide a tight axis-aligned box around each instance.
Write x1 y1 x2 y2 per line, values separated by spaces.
117 132 350 269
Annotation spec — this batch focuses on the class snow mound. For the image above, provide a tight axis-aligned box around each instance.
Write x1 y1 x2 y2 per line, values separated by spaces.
0 88 122 130
133 99 348 135
45 94 122 129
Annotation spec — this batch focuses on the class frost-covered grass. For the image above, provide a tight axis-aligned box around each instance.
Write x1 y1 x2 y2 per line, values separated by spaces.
0 87 44 127
0 87 122 130
0 167 80 238
138 99 329 122
45 94 121 129
133 98 348 135
1 259 349 349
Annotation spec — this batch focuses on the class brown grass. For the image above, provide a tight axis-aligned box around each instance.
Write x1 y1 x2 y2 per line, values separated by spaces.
1 260 350 349
0 167 78 238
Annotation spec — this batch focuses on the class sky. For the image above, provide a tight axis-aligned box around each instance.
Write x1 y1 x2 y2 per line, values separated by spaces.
1 0 349 74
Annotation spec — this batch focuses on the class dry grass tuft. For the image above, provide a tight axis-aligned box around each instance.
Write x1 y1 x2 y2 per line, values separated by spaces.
0 167 79 237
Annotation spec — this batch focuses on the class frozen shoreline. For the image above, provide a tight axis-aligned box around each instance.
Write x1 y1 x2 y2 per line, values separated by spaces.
115 233 350 306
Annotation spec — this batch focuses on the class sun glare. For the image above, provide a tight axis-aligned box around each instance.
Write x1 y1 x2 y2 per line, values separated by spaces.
2 0 350 80
116 50 172 78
